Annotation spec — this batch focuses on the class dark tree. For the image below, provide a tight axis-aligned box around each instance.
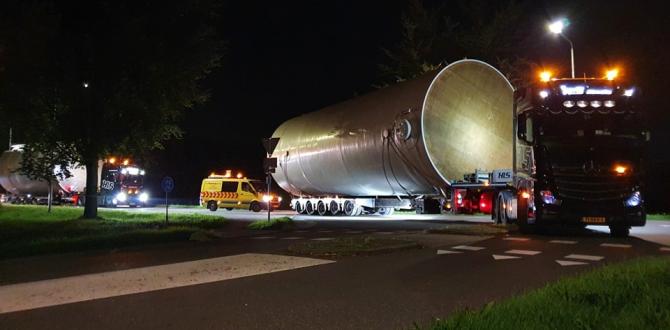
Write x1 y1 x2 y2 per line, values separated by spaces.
0 0 222 218
379 0 539 87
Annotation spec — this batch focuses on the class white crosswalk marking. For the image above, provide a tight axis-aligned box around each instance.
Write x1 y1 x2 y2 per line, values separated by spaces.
310 237 335 241
492 254 520 260
600 243 632 248
0 254 333 314
281 237 303 240
251 236 275 240
503 237 530 241
452 245 486 251
437 250 462 255
565 254 604 261
505 249 541 256
556 260 588 266
549 240 578 244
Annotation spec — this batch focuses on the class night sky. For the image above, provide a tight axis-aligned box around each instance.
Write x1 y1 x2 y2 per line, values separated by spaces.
5 1 667 209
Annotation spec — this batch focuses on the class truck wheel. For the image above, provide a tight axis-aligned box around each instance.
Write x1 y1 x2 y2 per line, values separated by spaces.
295 201 303 214
250 201 262 213
609 226 630 238
207 201 218 211
225 207 233 211
496 197 509 224
317 201 328 216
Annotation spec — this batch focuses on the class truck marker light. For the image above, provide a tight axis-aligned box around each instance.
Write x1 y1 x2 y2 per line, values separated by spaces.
606 68 619 80
236 172 243 178
109 157 116 164
590 100 602 108
539 71 552 82
614 165 627 175
563 100 575 108
123 159 129 166
262 195 272 202
539 90 549 98
521 191 530 199
576 100 588 108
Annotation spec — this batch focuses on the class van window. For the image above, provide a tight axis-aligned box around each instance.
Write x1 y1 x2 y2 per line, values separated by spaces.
221 182 238 192
241 182 255 194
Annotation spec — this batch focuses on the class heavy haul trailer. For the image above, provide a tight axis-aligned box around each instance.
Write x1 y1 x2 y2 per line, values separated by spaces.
270 59 515 216
0 146 150 207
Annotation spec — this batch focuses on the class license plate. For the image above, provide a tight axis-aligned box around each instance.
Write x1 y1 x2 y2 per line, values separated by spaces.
582 216 606 224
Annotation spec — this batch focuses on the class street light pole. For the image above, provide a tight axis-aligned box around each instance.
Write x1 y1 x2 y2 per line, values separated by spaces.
560 34 575 78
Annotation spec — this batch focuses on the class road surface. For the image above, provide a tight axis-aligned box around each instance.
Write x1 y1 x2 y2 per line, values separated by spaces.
1 208 669 329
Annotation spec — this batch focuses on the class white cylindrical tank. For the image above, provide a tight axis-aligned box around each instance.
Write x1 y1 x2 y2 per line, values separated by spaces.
270 60 514 197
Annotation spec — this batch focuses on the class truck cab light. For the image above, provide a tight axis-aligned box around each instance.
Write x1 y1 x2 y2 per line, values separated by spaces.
614 165 628 175
604 100 616 107
539 71 552 82
624 88 635 97
563 100 575 108
576 100 588 108
590 100 602 108
539 90 549 98
606 69 619 80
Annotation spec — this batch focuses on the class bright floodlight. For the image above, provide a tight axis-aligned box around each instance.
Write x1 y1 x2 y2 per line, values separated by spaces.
548 20 565 34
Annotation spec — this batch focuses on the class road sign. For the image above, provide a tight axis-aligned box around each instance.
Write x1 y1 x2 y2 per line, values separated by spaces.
263 157 278 174
161 176 175 193
262 137 280 155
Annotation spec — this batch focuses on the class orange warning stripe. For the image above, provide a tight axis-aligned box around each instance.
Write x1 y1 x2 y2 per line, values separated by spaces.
200 191 239 199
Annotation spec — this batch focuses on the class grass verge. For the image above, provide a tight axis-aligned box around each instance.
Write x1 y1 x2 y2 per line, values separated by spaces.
0 205 227 259
288 236 421 257
648 213 670 221
248 217 293 230
427 256 670 329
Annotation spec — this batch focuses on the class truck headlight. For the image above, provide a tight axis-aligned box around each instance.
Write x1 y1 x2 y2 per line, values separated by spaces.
278 196 282 202
540 190 558 204
625 191 642 207
139 193 149 202
116 192 127 202
262 195 272 202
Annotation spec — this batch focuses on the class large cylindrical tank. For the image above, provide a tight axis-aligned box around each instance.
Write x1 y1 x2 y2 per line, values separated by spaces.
0 145 88 195
271 60 514 197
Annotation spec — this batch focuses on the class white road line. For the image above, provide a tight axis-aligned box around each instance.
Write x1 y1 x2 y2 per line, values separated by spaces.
437 250 462 255
600 243 632 248
251 236 275 240
492 254 521 260
549 240 578 245
556 260 588 266
565 254 604 261
452 245 486 251
0 253 333 314
660 247 670 252
280 237 303 240
503 237 530 241
660 224 670 228
311 237 335 241
505 249 541 256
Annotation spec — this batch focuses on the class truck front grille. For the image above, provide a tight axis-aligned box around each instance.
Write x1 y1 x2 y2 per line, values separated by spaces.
551 165 634 202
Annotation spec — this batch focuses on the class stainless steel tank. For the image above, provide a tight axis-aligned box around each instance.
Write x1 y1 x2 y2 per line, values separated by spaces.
271 59 514 197
0 145 88 195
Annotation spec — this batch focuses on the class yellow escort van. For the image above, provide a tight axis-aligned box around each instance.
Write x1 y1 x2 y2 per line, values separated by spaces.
200 173 281 212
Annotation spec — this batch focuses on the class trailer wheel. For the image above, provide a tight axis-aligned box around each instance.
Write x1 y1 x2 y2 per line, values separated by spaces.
207 201 218 211
609 225 630 238
329 200 340 215
316 201 328 216
376 207 394 216
495 197 509 224
294 201 303 213
343 200 357 216
250 201 262 213
304 201 315 215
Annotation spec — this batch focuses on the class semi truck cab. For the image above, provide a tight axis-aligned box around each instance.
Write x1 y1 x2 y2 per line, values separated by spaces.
508 72 648 236
99 158 149 207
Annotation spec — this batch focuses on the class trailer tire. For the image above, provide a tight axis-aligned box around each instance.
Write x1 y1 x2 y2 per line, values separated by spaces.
609 225 630 238
329 200 340 215
343 200 357 216
376 207 394 216
316 201 328 216
304 201 315 215
295 201 303 214
207 201 218 212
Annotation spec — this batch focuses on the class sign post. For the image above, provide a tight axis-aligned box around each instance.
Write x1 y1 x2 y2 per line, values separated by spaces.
262 138 280 222
161 176 175 226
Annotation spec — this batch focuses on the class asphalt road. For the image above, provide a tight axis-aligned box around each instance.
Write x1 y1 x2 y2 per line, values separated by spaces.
1 209 669 329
